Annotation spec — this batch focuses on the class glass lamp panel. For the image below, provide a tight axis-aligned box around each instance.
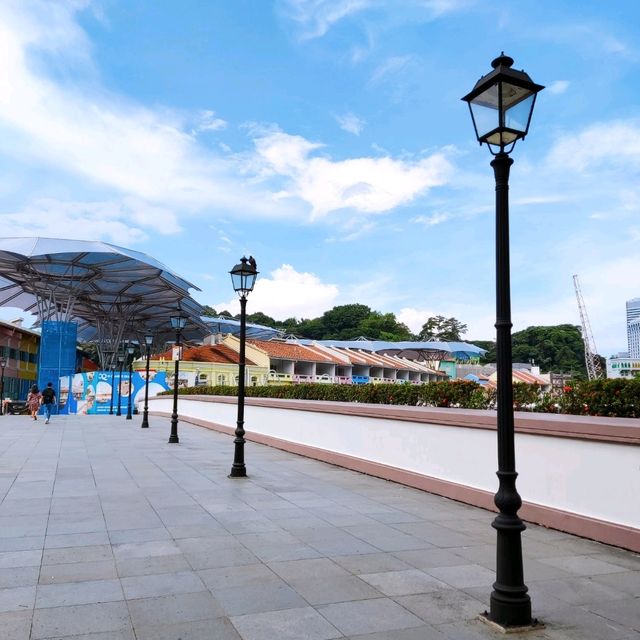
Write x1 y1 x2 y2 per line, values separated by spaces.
470 99 499 141
230 270 244 292
245 272 257 291
504 94 535 135
500 81 534 109
145 335 153 345
486 130 519 146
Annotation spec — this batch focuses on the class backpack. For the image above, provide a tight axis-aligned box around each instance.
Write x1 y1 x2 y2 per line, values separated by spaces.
42 387 55 404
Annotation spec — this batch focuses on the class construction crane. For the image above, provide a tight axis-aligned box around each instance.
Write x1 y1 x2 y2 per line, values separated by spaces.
573 274 604 380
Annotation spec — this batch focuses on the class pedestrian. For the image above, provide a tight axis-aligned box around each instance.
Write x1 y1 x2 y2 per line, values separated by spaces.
41 382 56 424
27 384 42 421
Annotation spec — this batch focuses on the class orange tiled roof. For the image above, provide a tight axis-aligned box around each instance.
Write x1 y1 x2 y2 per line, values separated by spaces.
157 344 255 366
248 340 334 363
512 369 548 385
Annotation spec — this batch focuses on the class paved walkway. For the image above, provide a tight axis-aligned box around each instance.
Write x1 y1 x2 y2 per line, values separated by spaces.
0 413 638 640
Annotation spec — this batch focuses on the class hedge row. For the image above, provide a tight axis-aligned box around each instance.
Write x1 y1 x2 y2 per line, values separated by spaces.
164 378 640 418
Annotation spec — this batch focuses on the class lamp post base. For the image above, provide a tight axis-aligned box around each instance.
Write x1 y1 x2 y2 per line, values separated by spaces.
168 435 179 444
228 465 247 478
141 411 149 428
478 613 543 634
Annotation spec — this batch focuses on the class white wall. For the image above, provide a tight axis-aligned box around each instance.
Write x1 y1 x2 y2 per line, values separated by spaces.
148 397 640 530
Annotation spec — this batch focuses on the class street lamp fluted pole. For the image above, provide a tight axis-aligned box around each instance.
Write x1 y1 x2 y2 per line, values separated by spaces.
462 54 544 629
228 256 258 478
168 313 187 444
141 335 153 428
126 345 134 420
0 357 6 416
116 353 125 416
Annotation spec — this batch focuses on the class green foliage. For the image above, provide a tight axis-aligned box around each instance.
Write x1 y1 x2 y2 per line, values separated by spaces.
167 378 640 417
418 316 467 341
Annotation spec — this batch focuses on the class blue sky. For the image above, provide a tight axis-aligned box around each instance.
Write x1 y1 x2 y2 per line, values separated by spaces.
0 0 639 356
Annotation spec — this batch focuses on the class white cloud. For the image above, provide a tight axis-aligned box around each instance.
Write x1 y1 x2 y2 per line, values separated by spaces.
335 112 365 135
396 307 436 333
280 0 467 40
369 55 414 85
0 197 180 244
215 264 339 319
547 80 570 95
193 110 227 133
547 120 640 172
0 1 291 219
280 0 372 39
253 131 452 218
411 212 449 226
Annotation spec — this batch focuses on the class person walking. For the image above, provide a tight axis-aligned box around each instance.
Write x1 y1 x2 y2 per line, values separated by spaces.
41 382 56 424
27 384 42 421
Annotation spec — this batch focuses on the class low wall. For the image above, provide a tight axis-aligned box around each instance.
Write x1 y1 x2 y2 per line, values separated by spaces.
147 395 640 552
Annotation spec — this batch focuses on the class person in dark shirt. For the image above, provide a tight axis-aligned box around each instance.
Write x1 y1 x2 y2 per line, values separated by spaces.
41 382 57 424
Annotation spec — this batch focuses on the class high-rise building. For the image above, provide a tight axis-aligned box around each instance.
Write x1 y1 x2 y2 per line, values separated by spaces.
627 298 640 357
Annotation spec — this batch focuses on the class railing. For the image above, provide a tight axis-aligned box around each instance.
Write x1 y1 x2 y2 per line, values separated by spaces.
351 375 369 385
267 371 293 383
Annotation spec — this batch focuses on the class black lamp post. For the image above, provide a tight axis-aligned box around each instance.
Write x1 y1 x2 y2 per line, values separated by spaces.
0 356 6 416
102 350 114 415
126 344 135 420
229 256 258 478
141 334 153 428
168 312 187 444
462 54 543 629
116 353 125 416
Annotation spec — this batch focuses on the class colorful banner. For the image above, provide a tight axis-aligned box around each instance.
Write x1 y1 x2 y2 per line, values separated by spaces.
59 369 185 415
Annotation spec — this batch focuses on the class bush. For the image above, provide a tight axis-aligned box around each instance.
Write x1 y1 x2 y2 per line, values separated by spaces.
161 378 640 417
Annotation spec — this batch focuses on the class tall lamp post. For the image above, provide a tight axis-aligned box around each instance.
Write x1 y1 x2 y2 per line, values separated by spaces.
229 256 258 478
141 335 153 428
462 54 543 629
126 344 135 420
168 312 187 444
116 353 125 416
0 356 6 416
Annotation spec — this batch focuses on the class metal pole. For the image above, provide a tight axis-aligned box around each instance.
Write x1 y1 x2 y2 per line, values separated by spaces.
229 296 248 478
109 366 115 415
126 358 133 420
116 360 123 416
489 151 531 627
168 329 180 443
141 344 151 428
0 367 4 416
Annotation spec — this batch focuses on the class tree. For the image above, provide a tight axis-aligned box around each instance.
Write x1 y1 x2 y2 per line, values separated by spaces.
357 312 414 342
418 316 468 341
201 305 218 317
246 312 277 327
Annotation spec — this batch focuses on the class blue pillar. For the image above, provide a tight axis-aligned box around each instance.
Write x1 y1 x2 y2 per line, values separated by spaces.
37 320 77 415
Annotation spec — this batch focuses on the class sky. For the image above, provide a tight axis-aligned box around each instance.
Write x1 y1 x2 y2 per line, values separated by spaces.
0 0 639 356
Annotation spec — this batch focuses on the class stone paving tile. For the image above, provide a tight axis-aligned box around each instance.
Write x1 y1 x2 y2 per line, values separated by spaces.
393 548 470 570
120 570 207 599
0 549 43 568
107 527 172 545
342 523 433 552
395 589 487 626
348 625 447 639
115 553 192 578
134 617 242 640
35 578 124 608
318 597 424 636
332 552 414 575
230 605 342 640
42 545 112 566
593 570 640 596
40 631 136 640
127 591 226 628
359 569 450 596
44 532 111 549
0 535 45 552
0 566 41 588
31 601 133 639
537 554 631 576
0 609 33 640
39 560 118 585
426 563 496 589
0 497 51 517
0 585 36 613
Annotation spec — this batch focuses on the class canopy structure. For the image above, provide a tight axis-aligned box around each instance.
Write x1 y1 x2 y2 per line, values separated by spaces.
300 338 487 361
0 237 209 367
202 316 283 341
